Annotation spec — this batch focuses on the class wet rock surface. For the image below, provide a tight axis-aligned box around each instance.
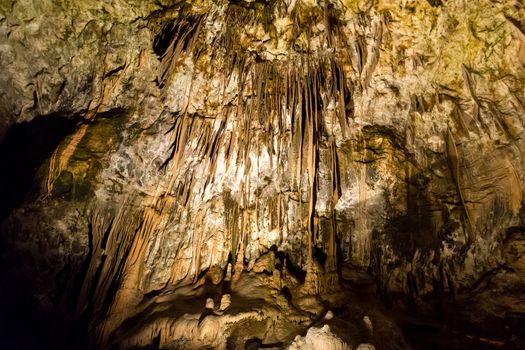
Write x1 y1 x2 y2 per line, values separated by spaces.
0 0 525 349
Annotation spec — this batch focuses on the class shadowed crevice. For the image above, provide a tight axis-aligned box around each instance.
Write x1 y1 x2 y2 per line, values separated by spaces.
0 114 78 222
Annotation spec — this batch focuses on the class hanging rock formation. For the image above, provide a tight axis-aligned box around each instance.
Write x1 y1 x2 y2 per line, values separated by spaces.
1 0 525 349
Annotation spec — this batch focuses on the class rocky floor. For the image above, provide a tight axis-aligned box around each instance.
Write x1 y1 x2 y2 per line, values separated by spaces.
106 269 399 350
83 260 523 350
0 254 524 350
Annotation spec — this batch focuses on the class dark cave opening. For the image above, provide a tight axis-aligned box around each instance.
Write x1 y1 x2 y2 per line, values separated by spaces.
153 22 177 57
0 114 81 350
0 114 78 221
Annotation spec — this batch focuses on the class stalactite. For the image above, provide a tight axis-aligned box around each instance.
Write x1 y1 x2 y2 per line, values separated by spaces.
361 14 383 87
158 15 204 86
446 130 474 243
325 136 340 289
191 210 205 283
94 194 177 347
116 0 363 306
357 146 369 265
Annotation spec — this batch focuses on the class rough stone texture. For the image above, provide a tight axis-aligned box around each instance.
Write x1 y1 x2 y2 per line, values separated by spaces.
288 324 351 350
1 0 525 348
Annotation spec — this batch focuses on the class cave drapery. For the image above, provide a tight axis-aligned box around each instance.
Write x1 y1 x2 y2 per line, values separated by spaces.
1 0 525 349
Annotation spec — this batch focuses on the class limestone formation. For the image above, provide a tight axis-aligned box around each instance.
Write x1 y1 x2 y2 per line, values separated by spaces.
0 0 524 349
288 325 351 350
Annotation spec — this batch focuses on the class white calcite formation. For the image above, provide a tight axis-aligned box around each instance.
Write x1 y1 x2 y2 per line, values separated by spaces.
288 325 351 350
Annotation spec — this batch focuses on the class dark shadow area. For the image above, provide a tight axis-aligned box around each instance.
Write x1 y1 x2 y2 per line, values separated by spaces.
153 22 177 57
0 113 78 221
274 248 306 283
402 319 525 350
313 246 328 266
380 168 444 260
0 114 82 350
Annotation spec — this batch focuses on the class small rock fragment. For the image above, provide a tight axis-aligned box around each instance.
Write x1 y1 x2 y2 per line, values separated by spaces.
324 310 334 320
288 324 350 350
363 315 373 334
219 294 231 311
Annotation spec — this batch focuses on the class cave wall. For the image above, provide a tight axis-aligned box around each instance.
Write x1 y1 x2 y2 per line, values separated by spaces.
1 0 525 344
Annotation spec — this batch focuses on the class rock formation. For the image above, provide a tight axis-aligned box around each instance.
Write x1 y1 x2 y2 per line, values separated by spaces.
0 0 524 349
